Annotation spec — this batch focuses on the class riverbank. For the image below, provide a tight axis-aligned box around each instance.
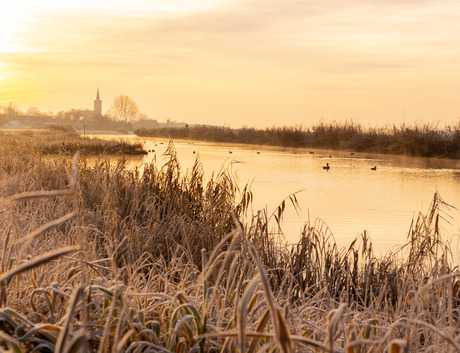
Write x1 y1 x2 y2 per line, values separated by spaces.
0 133 459 351
0 126 146 155
135 121 460 159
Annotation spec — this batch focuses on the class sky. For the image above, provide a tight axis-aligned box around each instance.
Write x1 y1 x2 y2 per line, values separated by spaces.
1 0 460 128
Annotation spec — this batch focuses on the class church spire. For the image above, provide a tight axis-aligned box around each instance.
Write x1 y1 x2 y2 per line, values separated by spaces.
94 87 102 117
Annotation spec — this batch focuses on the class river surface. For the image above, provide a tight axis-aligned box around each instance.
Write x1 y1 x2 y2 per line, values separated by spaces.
107 135 460 257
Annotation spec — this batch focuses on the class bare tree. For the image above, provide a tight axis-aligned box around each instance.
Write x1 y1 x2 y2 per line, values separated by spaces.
2 102 20 118
109 95 140 122
26 107 45 116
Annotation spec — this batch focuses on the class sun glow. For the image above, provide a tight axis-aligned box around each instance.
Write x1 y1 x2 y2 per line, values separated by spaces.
0 17 23 53
1 0 460 127
65 0 233 14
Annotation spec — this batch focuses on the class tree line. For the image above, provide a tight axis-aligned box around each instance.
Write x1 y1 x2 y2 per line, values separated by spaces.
1 95 141 122
0 95 161 132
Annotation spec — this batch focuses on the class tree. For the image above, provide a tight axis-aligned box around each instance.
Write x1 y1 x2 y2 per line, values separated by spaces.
26 107 44 116
1 102 20 118
109 95 140 122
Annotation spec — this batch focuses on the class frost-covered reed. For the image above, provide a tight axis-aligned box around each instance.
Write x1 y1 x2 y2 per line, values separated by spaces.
0 132 459 352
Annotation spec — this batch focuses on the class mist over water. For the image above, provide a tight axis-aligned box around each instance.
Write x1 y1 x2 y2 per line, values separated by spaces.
128 136 460 257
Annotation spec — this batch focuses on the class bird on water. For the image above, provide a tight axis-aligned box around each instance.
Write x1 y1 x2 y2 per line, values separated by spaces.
371 166 377 171
323 163 330 170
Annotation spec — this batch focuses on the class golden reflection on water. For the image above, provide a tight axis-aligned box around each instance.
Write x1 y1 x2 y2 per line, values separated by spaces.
104 135 460 258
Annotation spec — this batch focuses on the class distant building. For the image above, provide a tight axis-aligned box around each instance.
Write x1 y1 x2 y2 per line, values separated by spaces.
0 120 29 129
94 88 102 117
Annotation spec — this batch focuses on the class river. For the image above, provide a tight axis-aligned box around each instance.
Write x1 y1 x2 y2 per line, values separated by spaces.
109 135 460 258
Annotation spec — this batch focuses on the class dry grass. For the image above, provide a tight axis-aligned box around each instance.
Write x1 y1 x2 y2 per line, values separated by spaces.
0 132 459 352
135 121 460 158
0 128 146 156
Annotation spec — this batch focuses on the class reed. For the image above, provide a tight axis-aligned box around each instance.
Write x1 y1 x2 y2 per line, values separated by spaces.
1 127 147 156
0 132 459 352
135 120 460 158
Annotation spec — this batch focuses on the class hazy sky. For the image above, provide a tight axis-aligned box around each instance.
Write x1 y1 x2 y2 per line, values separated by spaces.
1 0 460 127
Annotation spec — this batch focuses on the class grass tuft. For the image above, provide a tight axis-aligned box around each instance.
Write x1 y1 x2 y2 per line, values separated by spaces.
0 132 458 352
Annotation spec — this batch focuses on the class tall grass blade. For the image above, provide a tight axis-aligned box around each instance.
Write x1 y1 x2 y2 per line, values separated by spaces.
0 330 24 353
249 245 292 353
55 287 85 353
0 246 78 284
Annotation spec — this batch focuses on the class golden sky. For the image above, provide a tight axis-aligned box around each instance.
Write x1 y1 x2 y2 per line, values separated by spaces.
1 0 460 127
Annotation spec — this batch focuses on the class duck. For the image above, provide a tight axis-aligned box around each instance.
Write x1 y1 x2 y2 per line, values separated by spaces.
323 163 330 170
371 166 377 171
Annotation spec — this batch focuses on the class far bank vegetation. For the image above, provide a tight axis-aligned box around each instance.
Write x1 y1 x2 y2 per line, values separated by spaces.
135 121 460 158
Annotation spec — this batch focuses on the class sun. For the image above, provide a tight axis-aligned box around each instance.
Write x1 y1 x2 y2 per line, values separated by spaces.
0 15 25 54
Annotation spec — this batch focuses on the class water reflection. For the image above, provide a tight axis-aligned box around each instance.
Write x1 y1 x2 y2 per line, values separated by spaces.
95 135 460 257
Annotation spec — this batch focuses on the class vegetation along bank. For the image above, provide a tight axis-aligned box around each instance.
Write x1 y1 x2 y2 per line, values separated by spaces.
0 130 459 352
135 121 460 159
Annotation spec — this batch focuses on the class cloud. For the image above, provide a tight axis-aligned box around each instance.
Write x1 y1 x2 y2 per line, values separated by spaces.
10 0 460 73
7 0 458 99
3 0 460 125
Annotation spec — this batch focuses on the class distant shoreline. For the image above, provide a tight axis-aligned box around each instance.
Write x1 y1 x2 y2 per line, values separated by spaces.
134 122 460 159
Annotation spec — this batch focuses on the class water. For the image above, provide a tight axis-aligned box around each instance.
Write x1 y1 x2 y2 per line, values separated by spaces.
120 136 460 257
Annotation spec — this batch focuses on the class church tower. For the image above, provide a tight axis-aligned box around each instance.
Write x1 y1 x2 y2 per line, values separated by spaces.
94 88 102 117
